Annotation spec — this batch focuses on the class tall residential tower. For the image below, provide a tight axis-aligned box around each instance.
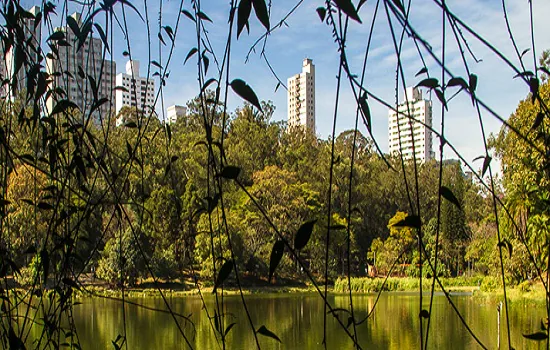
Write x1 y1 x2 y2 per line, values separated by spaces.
388 87 434 162
115 60 155 118
287 58 315 133
46 12 116 121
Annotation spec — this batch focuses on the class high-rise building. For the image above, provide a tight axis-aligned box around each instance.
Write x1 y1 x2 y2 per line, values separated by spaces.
287 58 315 133
46 12 116 121
388 87 434 162
4 6 41 100
115 60 155 118
166 105 186 124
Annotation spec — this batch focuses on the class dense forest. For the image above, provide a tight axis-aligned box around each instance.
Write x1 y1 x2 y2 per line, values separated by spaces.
4 82 545 288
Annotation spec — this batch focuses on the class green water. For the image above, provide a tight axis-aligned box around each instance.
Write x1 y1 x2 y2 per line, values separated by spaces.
24 293 548 349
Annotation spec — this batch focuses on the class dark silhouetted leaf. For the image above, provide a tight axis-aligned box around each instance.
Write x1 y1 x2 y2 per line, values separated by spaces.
359 92 371 133
447 77 468 90
230 79 262 111
419 309 430 318
40 249 49 283
213 260 234 293
415 67 428 77
513 70 534 79
125 122 138 128
256 325 281 342
201 78 217 93
66 15 80 37
275 81 281 92
316 7 326 22
294 220 317 250
469 74 477 93
346 316 354 328
532 111 544 130
184 48 198 64
197 11 212 23
181 9 196 22
94 23 110 53
37 202 54 210
434 88 447 111
529 77 539 102
392 215 421 229
252 0 270 30
481 156 491 177
523 331 548 341
334 0 362 23
50 100 79 116
328 224 347 230
202 52 210 74
62 278 80 290
391 0 406 13
416 78 439 89
224 322 237 336
268 240 284 282
520 48 530 59
440 186 461 210
237 0 252 38
497 239 513 258
219 166 241 179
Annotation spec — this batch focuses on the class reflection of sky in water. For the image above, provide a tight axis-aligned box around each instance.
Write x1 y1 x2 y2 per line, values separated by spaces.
25 294 547 349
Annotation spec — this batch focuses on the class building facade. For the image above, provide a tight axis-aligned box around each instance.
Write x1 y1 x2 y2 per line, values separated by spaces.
46 12 116 122
388 87 434 162
166 105 186 124
115 60 155 118
287 58 315 133
3 6 41 100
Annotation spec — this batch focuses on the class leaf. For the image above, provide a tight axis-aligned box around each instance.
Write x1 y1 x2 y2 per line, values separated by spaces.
50 100 79 116
316 7 327 22
224 322 237 336
333 0 362 23
520 48 530 59
346 316 354 328
237 0 252 38
468 74 478 93
66 15 80 37
184 48 198 64
230 79 262 111
392 215 421 229
213 260 234 293
252 0 270 30
125 122 138 128
256 325 281 343
416 78 439 90
529 77 539 102
419 309 430 319
415 67 428 77
523 331 548 341
201 78 218 93
497 239 513 258
481 156 491 177
181 9 196 22
532 111 544 130
268 240 284 282
391 0 406 14
359 92 371 133
275 81 281 92
447 77 468 90
219 166 241 179
439 186 461 210
328 224 347 230
294 220 317 250
513 70 534 79
37 202 54 210
40 249 49 283
202 52 210 74
434 88 447 111
197 11 213 23
62 278 80 290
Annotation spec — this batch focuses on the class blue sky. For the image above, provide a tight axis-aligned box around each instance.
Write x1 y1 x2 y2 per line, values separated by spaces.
23 0 550 171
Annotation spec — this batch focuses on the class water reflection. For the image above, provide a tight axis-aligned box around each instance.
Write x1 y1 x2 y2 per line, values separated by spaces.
27 293 547 349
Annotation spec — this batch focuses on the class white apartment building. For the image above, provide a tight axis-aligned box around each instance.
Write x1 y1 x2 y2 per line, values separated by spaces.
287 58 315 133
4 6 41 100
46 12 116 122
388 87 434 162
166 105 186 124
115 60 155 119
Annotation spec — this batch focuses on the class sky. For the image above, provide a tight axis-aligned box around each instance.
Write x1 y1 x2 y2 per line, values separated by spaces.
21 0 550 173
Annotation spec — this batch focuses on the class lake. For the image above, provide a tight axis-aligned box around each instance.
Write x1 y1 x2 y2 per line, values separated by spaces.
23 292 548 349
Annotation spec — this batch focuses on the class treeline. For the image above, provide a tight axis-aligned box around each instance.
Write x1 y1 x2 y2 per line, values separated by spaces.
2 87 541 287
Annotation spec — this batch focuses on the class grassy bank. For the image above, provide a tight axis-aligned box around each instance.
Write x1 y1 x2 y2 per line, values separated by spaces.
334 276 485 293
